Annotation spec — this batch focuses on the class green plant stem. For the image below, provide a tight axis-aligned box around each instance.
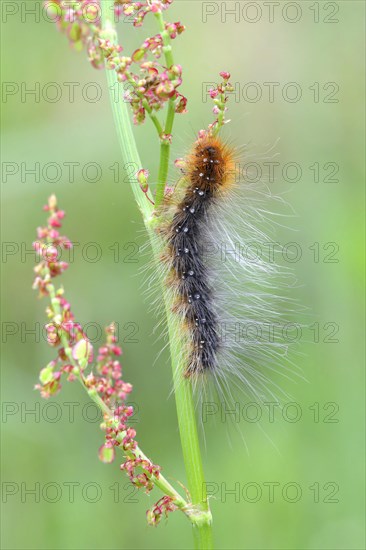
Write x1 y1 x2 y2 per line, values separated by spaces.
99 19 153 221
155 139 171 206
163 305 213 546
101 3 213 547
154 12 176 207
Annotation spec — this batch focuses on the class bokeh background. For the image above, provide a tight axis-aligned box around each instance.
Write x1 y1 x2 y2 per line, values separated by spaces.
1 1 365 549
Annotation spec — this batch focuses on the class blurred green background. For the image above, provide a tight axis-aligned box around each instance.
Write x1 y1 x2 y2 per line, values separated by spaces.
1 1 365 549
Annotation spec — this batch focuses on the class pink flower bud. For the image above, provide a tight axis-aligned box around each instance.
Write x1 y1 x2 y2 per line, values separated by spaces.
132 48 146 62
111 345 122 356
170 64 182 77
49 216 61 228
72 338 93 365
37 227 48 238
98 346 109 356
219 71 231 80
63 239 72 249
141 62 158 74
156 80 175 99
133 107 146 125
98 444 115 464
175 95 187 114
44 245 59 262
136 169 149 193
33 241 43 255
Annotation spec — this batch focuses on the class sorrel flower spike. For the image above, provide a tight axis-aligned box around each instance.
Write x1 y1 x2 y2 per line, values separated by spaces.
46 1 187 130
32 195 212 528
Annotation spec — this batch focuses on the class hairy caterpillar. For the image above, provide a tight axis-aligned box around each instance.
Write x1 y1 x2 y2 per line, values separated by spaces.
154 133 300 402
162 136 235 378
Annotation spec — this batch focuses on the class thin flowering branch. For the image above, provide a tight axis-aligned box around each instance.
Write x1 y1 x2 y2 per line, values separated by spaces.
47 1 186 141
153 10 181 207
98 37 185 128
32 195 207 526
199 72 234 138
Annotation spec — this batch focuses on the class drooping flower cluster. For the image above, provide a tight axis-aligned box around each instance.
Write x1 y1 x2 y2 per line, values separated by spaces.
32 196 175 519
45 1 107 68
46 0 187 127
100 14 186 124
121 456 161 493
99 38 186 125
146 495 179 526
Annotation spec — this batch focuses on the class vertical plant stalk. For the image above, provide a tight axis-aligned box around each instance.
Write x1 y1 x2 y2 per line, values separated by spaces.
101 3 213 548
99 16 152 220
154 11 176 208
